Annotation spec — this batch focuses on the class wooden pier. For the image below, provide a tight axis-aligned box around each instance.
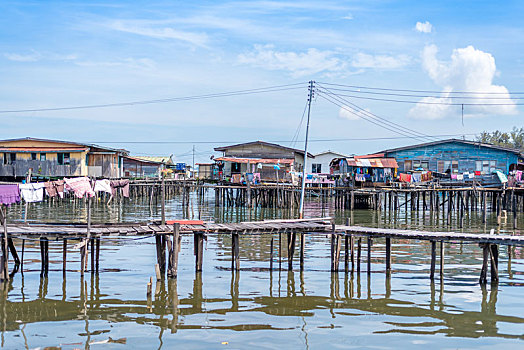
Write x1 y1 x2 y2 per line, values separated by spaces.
0 217 522 286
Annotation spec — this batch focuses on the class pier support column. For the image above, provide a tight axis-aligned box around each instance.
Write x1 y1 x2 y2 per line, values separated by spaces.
385 237 391 273
232 233 240 271
194 232 205 272
490 244 499 283
300 233 305 271
367 237 372 274
430 240 436 280
479 243 490 284
168 223 180 278
287 232 296 271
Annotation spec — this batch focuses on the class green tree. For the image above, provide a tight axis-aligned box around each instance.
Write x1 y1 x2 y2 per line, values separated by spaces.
476 127 524 150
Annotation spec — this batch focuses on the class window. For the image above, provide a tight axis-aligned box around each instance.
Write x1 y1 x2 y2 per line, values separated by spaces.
451 160 458 173
476 161 482 172
231 162 241 173
404 160 412 171
9 153 16 164
31 153 37 160
490 160 497 173
3 153 7 165
312 163 322 173
57 152 70 165
40 153 46 161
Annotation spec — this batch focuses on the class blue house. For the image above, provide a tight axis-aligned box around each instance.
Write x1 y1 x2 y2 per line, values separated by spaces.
382 139 523 175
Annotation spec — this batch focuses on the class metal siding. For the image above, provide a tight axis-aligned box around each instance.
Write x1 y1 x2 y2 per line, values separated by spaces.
385 141 518 173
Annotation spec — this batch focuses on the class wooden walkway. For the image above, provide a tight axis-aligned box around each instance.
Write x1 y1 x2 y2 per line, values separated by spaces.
1 217 522 285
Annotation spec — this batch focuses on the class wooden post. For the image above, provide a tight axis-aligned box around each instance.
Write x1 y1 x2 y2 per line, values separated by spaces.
489 244 499 283
95 238 100 273
479 244 489 284
232 233 240 271
40 237 45 277
344 234 349 273
62 239 67 276
168 223 180 278
440 241 444 279
278 232 282 271
270 236 274 271
21 239 25 273
430 240 436 280
194 232 204 272
367 237 372 274
155 234 164 280
288 232 296 271
299 233 304 271
357 237 361 273
90 237 95 273
385 237 391 273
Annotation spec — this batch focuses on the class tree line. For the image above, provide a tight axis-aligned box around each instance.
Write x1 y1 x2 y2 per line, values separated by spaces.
476 127 524 150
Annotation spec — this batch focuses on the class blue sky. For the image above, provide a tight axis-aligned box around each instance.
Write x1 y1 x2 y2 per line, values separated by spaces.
1 0 523 164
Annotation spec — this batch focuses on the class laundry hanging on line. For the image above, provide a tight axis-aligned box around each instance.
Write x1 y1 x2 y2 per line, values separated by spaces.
44 180 65 198
19 183 46 203
64 177 95 198
110 179 130 197
94 179 112 194
0 184 20 206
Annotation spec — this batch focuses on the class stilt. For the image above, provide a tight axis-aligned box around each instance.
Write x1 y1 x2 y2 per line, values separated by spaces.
385 237 391 272
367 237 372 274
194 232 204 272
440 241 444 279
287 232 296 271
62 239 67 276
479 244 489 284
357 237 361 273
270 236 274 271
95 238 100 273
430 240 436 280
299 233 304 271
490 244 499 283
232 233 240 271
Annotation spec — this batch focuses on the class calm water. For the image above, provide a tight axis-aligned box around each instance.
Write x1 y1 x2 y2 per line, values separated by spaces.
1 191 523 349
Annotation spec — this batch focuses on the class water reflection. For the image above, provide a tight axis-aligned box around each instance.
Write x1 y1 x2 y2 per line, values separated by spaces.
0 270 521 346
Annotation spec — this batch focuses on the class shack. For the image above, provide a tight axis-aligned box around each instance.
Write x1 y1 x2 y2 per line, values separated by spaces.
0 137 128 180
330 156 398 186
382 139 523 176
214 141 314 182
311 151 350 174
196 163 216 180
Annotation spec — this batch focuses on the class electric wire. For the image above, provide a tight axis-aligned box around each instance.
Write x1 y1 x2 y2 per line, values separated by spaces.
0 83 306 114
316 84 437 141
290 100 309 148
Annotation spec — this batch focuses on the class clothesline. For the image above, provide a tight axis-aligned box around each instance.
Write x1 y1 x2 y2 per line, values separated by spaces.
0 177 130 205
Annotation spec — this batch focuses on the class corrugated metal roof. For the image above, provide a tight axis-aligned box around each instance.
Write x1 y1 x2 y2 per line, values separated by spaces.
345 158 398 168
133 156 174 165
214 141 314 158
0 147 87 152
0 137 129 155
215 157 294 165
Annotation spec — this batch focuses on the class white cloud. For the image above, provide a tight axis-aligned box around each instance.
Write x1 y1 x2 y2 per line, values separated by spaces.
4 51 78 62
109 20 209 47
342 13 353 20
4 52 41 62
338 105 370 120
409 45 517 119
76 57 156 70
415 21 432 33
238 44 345 77
351 53 411 69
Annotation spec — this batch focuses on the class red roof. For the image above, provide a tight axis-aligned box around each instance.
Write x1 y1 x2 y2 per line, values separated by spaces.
215 157 294 165
354 153 385 159
346 158 398 168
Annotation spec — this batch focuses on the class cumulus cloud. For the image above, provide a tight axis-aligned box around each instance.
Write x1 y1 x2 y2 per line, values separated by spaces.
351 53 411 69
415 21 432 33
338 105 370 121
342 13 353 20
109 20 209 47
238 44 345 77
409 45 517 119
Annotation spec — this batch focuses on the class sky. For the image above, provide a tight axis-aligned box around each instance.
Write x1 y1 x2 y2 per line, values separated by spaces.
0 0 523 164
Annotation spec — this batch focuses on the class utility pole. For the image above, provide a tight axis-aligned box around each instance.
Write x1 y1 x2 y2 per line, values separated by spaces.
192 145 195 179
299 80 314 219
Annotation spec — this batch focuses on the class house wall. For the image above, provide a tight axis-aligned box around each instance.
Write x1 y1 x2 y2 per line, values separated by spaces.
88 153 121 178
123 158 161 178
385 142 519 174
311 153 342 174
222 143 296 159
0 150 86 178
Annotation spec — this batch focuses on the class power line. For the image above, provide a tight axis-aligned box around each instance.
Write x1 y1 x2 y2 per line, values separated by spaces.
317 81 524 95
84 133 479 145
318 91 523 106
317 92 430 141
0 83 306 114
315 86 523 100
290 100 309 148
316 84 437 141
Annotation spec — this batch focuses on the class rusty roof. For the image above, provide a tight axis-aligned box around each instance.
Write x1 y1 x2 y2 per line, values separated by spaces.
331 157 398 168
